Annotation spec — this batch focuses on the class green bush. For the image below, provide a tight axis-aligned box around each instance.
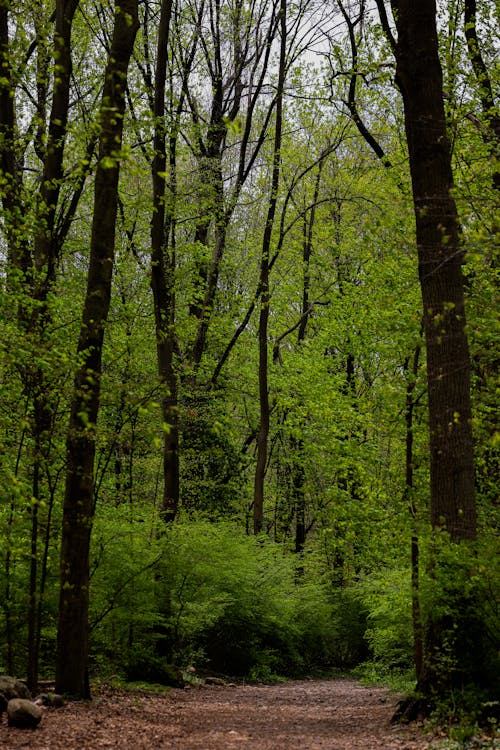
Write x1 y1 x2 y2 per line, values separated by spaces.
155 520 363 679
88 517 373 682
356 566 414 672
156 521 299 675
88 505 165 678
328 587 369 668
419 534 500 702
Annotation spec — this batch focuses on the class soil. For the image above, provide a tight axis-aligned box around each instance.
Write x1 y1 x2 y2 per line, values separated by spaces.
0 678 446 750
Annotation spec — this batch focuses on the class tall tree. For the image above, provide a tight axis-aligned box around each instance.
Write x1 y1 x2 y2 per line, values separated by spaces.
149 0 177 521
1 0 94 692
184 0 281 376
145 0 283 519
376 0 476 541
27 0 80 694
253 0 287 534
376 0 478 700
56 0 139 698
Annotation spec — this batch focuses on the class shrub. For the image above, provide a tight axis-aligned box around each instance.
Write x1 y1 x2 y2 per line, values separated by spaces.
88 517 372 682
356 566 414 672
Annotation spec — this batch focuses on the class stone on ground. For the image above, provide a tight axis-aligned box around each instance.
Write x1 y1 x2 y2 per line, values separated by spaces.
6 698 43 728
0 675 31 701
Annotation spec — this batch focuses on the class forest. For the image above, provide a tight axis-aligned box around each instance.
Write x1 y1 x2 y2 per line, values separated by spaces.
0 0 498 728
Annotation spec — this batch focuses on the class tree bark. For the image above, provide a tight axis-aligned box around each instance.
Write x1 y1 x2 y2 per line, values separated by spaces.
385 0 482 708
150 0 178 522
253 0 286 534
56 0 139 699
391 0 476 542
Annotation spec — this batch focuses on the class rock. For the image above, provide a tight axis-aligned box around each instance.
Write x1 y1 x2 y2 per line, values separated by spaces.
0 675 31 701
7 698 43 728
0 692 8 717
34 692 65 708
204 676 226 686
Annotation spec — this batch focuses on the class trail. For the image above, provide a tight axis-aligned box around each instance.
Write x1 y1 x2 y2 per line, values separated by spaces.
1 678 438 749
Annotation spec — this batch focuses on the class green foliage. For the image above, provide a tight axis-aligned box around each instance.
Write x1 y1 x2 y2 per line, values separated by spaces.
356 566 415 673
0 0 497 729
157 521 300 676
324 587 370 669
88 505 165 680
154 521 375 679
420 535 500 704
179 395 244 519
87 518 369 681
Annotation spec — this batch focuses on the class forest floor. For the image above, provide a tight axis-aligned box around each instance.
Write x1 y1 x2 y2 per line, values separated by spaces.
0 677 491 750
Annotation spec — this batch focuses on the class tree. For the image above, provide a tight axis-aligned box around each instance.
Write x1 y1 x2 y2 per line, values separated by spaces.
384 0 477 539
56 0 139 698
253 0 287 534
149 0 177 521
141 0 284 520
375 0 482 702
0 0 95 692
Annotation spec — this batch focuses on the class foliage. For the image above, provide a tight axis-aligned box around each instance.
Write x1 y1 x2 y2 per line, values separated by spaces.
85 519 371 682
179 394 244 519
156 521 340 678
88 505 164 680
0 0 498 731
420 535 500 702
357 566 415 673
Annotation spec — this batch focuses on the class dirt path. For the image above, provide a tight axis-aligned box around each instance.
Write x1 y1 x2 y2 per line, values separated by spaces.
1 678 438 749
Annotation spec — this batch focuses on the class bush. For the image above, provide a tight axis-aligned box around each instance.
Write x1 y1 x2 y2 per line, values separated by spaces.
419 535 500 703
356 566 414 672
88 517 373 682
155 522 296 674
155 521 356 679
88 505 165 678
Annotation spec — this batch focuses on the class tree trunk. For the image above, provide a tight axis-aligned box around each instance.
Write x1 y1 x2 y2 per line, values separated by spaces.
292 160 324 553
150 0 179 522
253 0 286 534
392 0 476 542
55 0 139 698
389 0 480 705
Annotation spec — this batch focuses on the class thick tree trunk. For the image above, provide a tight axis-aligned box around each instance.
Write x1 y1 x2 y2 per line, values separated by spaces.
392 0 476 542
56 0 138 699
389 0 481 707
